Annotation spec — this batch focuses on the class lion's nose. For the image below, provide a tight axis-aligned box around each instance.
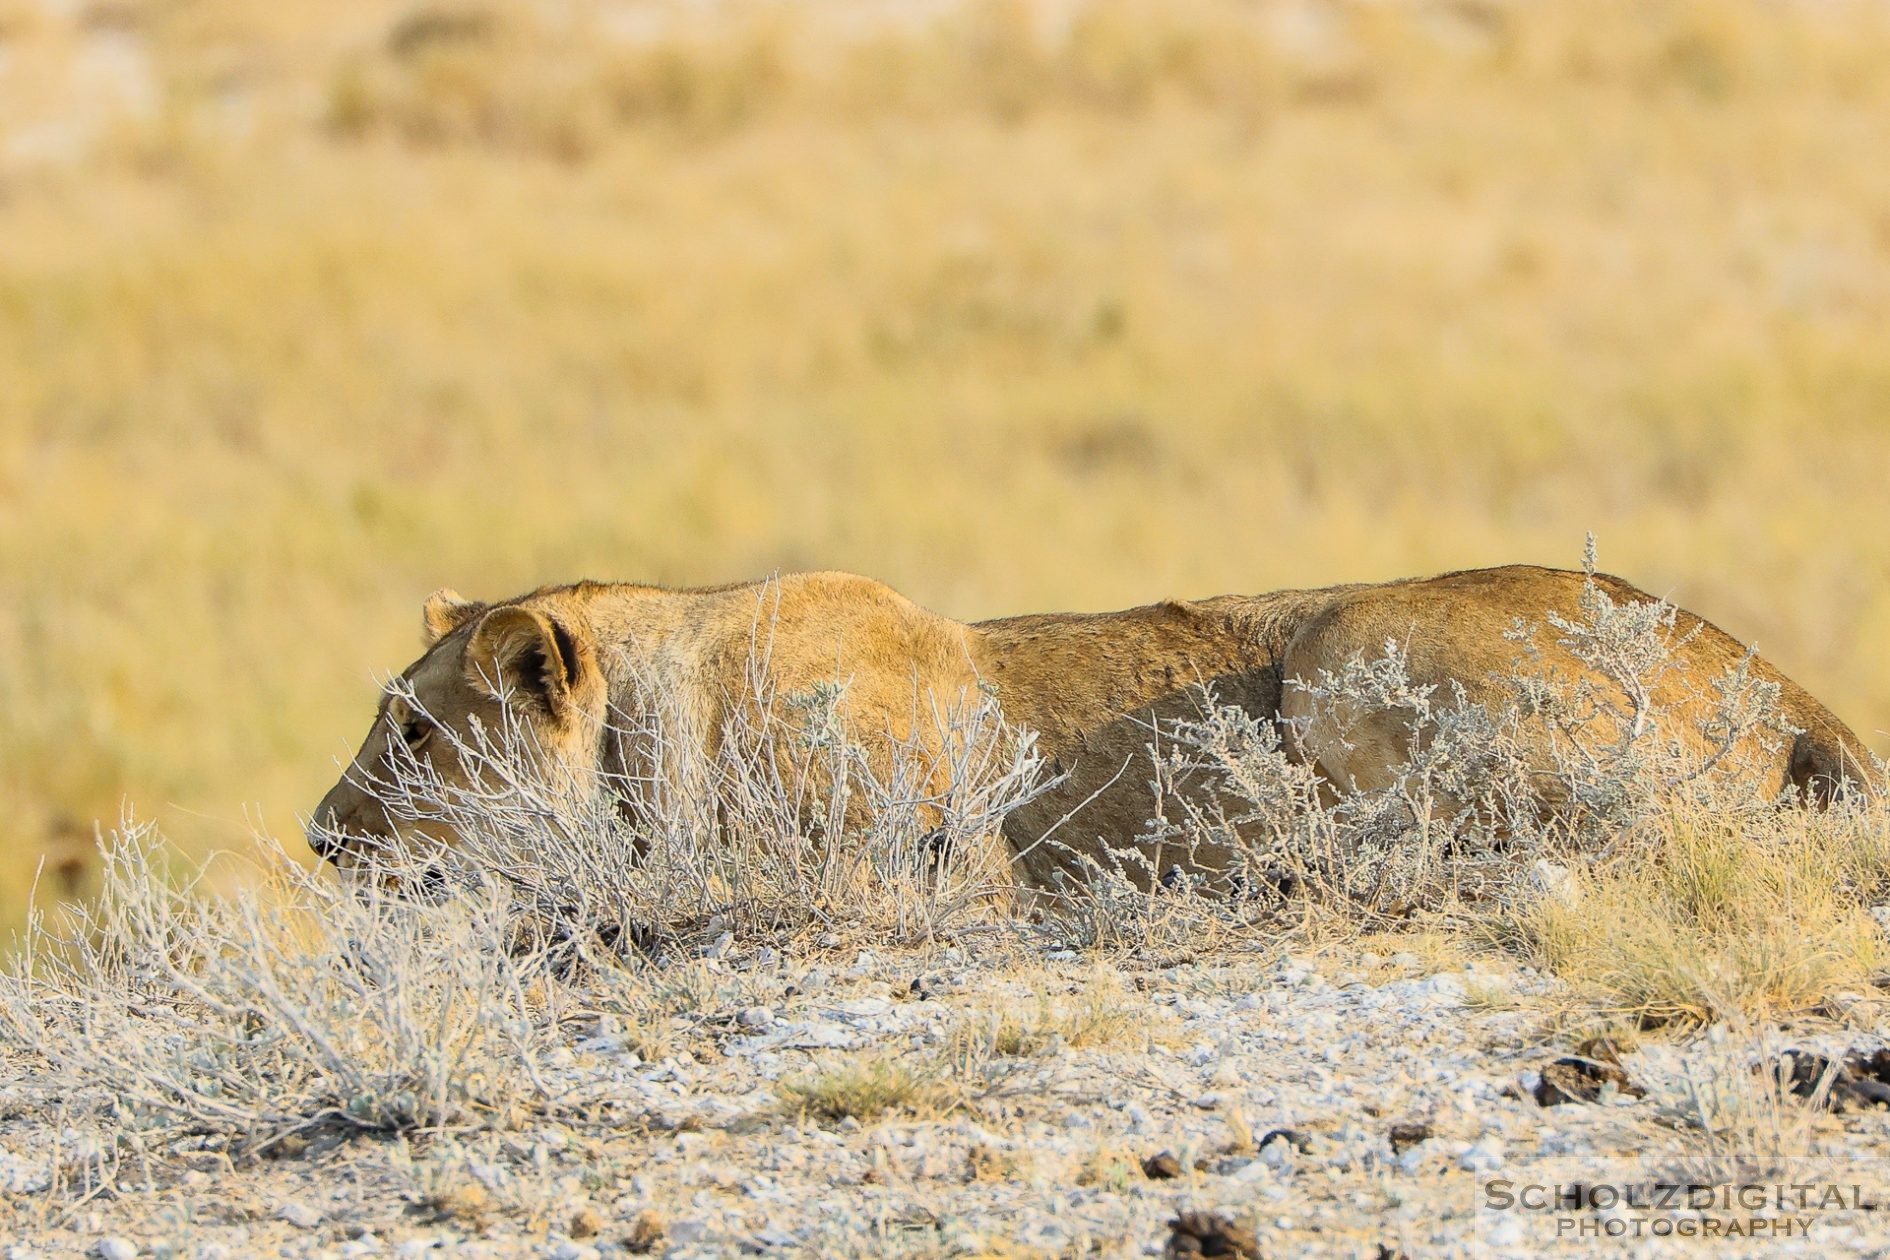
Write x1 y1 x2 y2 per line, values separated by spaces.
307 808 346 861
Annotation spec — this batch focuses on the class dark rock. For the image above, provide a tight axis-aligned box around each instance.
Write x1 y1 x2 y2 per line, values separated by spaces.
1142 1150 1183 1180
1387 1122 1432 1154
1165 1209 1262 1259
1772 1048 1890 1112
622 1208 666 1254
1534 1056 1645 1106
1257 1128 1313 1154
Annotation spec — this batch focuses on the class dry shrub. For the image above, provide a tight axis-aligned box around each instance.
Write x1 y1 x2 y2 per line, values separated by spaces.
1069 543 1890 1025
0 633 1055 1193
326 0 1293 153
326 655 1054 956
317 0 1871 158
1145 545 1820 923
0 820 567 1155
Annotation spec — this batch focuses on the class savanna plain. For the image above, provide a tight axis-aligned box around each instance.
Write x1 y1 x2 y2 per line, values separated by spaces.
3 1 1890 1256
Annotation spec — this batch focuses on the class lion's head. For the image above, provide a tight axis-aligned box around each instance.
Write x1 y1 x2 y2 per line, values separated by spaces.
310 588 610 872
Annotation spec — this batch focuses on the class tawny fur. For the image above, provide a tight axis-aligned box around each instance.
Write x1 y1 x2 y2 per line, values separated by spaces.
314 566 1872 888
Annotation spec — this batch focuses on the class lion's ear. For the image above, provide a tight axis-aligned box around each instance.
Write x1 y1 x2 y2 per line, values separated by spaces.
422 588 483 645
465 606 594 720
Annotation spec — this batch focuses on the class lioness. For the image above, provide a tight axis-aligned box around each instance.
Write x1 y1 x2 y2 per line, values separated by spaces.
312 566 1871 887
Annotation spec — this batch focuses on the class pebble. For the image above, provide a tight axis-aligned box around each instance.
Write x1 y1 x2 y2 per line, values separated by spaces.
548 1245 599 1260
738 1006 775 1030
1459 1140 1505 1172
1484 1217 1527 1247
278 1201 322 1229
92 1243 136 1260
1529 859 1579 907
1226 1157 1272 1183
0 1151 50 1194
1258 1142 1296 1171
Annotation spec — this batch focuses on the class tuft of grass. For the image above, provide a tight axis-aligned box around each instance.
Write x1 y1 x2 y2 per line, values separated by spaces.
1072 1143 1141 1191
950 966 1145 1063
778 1049 961 1123
1518 803 1890 1027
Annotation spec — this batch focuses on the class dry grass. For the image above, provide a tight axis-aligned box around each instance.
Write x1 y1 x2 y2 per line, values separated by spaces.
5 0 1890 936
1519 802 1890 1028
951 965 1147 1060
778 1049 963 1124
1628 1016 1848 1186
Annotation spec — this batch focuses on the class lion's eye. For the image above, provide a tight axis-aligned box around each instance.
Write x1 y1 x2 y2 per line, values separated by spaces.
386 700 431 750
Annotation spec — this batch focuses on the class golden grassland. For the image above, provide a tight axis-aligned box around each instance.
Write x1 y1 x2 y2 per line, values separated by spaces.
4 0 1890 927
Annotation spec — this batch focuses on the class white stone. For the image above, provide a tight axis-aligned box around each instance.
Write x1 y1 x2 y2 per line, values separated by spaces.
279 1201 323 1229
0 1150 50 1194
1459 1140 1505 1172
1528 858 1580 906
1484 1217 1527 1248
1227 1158 1271 1183
1259 1141 1296 1171
738 1006 775 1030
92 1243 136 1260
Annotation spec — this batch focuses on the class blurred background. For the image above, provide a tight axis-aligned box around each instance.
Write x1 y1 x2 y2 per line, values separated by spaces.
4 0 1890 929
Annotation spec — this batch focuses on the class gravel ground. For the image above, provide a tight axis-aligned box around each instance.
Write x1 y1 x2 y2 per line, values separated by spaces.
3 938 1887 1259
